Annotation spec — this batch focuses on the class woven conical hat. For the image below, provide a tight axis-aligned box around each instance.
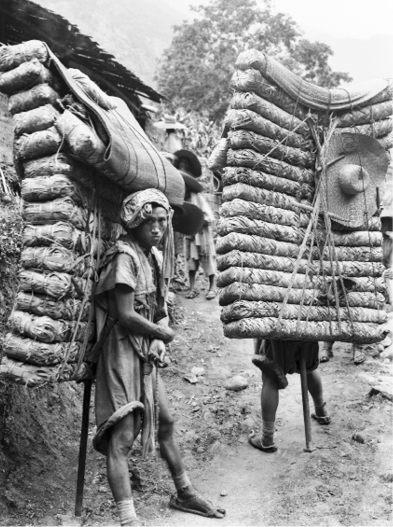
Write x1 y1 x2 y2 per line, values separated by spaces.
323 133 389 228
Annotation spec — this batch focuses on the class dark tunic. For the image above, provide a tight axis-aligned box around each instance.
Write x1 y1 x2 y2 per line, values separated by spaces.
253 339 319 390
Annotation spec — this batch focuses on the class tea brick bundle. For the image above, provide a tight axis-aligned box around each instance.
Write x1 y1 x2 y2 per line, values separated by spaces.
210 49 391 343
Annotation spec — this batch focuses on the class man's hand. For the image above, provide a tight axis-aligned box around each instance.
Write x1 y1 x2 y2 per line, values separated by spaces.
148 339 167 366
156 325 175 344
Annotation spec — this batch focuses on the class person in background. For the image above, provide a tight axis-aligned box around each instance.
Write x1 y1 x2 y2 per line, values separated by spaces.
93 189 225 526
153 114 186 153
174 149 217 300
249 339 330 453
319 340 369 364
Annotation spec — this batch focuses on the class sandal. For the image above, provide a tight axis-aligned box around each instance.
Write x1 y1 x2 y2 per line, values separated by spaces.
248 431 277 453
319 343 333 363
206 289 217 300
169 494 226 518
185 289 199 299
353 348 366 365
311 413 331 425
311 404 331 425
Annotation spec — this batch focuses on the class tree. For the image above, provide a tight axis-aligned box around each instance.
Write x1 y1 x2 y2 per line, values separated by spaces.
156 0 352 120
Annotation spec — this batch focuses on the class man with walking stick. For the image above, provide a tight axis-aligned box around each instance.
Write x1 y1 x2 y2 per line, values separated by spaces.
88 189 225 526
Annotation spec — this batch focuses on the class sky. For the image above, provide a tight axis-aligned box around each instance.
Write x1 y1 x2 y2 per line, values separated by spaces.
185 0 393 82
263 0 393 82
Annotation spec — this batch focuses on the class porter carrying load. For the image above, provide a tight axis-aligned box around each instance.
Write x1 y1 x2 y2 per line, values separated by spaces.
210 49 392 344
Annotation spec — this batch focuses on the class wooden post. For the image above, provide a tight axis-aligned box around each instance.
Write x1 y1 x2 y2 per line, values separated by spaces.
299 351 313 452
75 379 93 517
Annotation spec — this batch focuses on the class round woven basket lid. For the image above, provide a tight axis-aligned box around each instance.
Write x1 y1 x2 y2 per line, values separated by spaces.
323 133 389 228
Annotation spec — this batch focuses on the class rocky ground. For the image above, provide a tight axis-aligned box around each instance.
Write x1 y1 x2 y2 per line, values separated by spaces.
0 274 392 527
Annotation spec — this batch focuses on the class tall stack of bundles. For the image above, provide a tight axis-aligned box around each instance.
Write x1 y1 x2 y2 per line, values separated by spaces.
0 41 127 386
209 49 391 343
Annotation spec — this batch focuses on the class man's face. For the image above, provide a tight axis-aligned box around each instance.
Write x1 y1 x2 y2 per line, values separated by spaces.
133 206 168 249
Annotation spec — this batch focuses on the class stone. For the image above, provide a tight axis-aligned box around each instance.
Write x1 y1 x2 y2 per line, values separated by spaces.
381 345 393 360
351 433 365 444
191 366 205 376
224 375 248 391
369 378 393 401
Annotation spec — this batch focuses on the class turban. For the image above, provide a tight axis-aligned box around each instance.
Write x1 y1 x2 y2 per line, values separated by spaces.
120 188 172 230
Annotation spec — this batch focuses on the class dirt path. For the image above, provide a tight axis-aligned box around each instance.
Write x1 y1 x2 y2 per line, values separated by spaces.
1 283 392 526
136 291 393 527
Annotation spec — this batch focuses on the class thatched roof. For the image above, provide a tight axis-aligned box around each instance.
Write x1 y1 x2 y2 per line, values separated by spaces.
0 0 163 116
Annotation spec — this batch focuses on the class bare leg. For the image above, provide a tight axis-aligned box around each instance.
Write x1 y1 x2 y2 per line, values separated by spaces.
261 368 279 424
307 370 329 419
107 411 141 502
188 270 196 291
107 411 141 527
157 376 225 518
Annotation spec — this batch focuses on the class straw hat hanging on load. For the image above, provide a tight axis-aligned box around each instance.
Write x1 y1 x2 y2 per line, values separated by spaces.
323 132 389 229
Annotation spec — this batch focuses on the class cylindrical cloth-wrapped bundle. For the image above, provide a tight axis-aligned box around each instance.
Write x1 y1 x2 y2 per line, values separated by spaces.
0 59 55 95
21 246 88 275
220 198 310 227
23 197 87 229
228 130 316 169
225 109 313 150
0 40 49 72
3 334 80 366
14 126 62 161
0 357 74 386
221 301 387 324
22 222 88 252
216 250 385 277
18 269 76 298
16 292 89 321
217 216 304 243
230 91 310 136
217 267 385 294
8 311 90 343
223 318 387 343
210 48 389 342
21 174 85 203
9 84 60 115
219 283 385 309
226 149 315 185
14 104 60 136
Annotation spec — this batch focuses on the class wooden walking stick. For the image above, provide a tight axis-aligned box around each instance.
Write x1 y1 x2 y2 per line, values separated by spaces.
299 350 314 452
75 379 93 517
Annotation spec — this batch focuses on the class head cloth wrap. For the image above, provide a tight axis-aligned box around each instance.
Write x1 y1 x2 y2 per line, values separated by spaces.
120 189 175 289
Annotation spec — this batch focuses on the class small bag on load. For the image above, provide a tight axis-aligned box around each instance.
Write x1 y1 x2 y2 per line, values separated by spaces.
0 59 55 95
14 126 62 161
14 104 60 136
68 68 115 110
55 109 106 165
9 84 60 114
0 40 48 72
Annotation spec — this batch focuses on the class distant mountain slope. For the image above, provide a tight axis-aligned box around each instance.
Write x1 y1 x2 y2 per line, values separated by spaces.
34 0 197 88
